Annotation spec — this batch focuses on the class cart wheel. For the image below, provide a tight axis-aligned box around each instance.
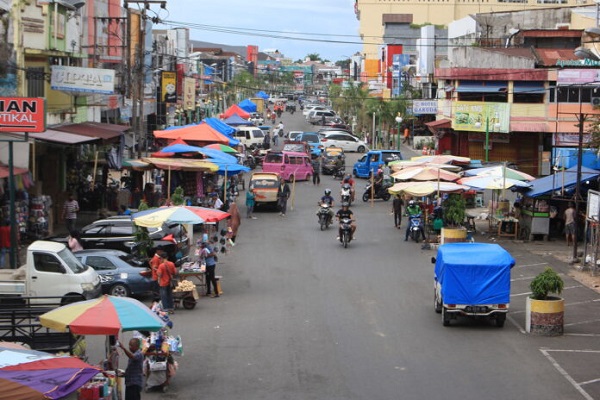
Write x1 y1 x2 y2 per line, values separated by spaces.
182 296 196 309
162 385 169 393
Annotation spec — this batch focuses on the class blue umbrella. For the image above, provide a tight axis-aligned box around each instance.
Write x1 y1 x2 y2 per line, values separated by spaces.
197 147 238 163
161 143 204 153
212 161 251 175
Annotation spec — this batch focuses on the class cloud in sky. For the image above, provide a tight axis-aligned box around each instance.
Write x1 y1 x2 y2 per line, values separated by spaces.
155 0 362 61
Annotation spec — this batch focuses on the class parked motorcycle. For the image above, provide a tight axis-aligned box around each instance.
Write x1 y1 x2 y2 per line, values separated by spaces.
332 167 345 180
339 217 353 248
340 183 352 206
317 203 333 231
362 182 392 202
408 214 424 243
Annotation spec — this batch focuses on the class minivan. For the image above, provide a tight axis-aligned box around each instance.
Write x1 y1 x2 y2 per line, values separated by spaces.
234 126 265 149
262 151 313 181
308 110 336 124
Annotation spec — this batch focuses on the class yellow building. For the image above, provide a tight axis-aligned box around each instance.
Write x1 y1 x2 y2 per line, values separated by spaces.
355 0 595 60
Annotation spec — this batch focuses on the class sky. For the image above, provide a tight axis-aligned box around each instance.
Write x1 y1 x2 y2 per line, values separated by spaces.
154 0 362 62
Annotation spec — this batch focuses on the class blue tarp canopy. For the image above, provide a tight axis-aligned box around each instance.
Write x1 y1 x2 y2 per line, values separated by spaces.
204 118 235 136
255 91 269 99
196 147 238 163
223 114 251 126
165 123 198 130
212 161 251 175
161 143 204 153
518 165 600 198
434 243 515 305
238 99 257 113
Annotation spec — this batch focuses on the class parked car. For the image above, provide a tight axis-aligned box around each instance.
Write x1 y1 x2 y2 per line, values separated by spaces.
288 130 303 140
321 131 368 153
285 101 297 113
308 110 337 124
353 150 403 178
295 132 323 155
75 249 153 297
50 216 189 261
302 104 329 117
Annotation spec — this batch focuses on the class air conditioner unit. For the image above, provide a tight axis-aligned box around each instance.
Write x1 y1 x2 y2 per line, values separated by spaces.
592 97 600 106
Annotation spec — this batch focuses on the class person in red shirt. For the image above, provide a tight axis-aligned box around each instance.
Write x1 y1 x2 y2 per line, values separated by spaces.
156 251 177 313
149 251 162 297
0 222 10 269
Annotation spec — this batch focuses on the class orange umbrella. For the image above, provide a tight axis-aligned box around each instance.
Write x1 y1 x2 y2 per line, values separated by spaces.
154 123 230 144
392 166 461 182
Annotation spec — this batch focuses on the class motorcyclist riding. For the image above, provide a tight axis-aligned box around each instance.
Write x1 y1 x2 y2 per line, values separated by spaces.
336 202 356 240
342 174 355 202
317 188 335 222
373 169 384 194
405 200 426 241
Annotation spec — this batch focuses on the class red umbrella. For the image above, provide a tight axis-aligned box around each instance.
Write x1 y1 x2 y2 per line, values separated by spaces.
154 123 230 144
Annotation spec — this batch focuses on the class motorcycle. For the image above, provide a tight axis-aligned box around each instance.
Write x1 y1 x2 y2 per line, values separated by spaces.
317 203 333 231
408 214 423 243
339 217 353 248
340 183 352 205
332 166 345 180
362 182 392 202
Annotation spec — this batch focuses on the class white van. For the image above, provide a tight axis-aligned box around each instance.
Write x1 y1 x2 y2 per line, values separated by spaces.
234 126 265 149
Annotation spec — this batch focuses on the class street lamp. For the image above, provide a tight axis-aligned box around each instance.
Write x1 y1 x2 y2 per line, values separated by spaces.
395 114 403 151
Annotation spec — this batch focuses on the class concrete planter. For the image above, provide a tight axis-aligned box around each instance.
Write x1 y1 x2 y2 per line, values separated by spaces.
440 227 467 244
525 296 564 336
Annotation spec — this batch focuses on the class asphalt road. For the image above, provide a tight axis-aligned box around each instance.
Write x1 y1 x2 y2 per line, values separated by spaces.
85 110 597 400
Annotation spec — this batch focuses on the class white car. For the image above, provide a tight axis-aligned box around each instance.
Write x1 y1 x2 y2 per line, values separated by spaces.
302 105 330 117
248 113 264 126
320 131 368 153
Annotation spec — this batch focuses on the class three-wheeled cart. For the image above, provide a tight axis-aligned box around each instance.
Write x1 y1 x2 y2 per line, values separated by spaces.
144 345 175 392
173 289 196 309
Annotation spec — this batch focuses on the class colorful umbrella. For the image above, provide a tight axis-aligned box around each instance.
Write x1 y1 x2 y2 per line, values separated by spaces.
458 175 531 190
389 160 463 172
204 143 238 153
388 181 469 196
391 166 461 182
39 295 165 335
132 206 230 228
0 343 101 400
463 165 535 181
410 154 471 165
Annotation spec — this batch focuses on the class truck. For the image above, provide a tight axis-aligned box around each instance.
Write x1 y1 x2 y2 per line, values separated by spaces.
433 243 515 327
352 150 402 178
0 240 102 305
250 97 265 114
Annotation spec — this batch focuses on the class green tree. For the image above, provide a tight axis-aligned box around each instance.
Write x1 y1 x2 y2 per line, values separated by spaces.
306 53 321 62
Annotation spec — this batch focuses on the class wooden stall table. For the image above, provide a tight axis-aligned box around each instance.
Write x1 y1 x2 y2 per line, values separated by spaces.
490 216 519 239
178 266 207 296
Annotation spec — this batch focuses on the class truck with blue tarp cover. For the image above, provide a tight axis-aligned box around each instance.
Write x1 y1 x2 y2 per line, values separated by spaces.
433 243 515 327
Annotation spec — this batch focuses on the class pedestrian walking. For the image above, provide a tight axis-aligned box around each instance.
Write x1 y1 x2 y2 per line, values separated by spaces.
67 230 84 252
277 177 291 217
0 221 10 269
200 239 219 297
402 127 410 144
156 251 177 312
227 201 241 243
118 338 144 400
246 186 257 219
62 193 79 234
311 154 321 185
392 194 404 228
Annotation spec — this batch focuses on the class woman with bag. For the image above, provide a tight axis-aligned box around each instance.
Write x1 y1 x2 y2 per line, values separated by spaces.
200 240 219 298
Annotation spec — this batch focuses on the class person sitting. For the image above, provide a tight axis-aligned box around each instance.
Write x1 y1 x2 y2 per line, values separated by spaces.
342 174 355 201
374 169 384 194
118 205 131 215
336 202 356 240
405 200 426 241
317 188 335 223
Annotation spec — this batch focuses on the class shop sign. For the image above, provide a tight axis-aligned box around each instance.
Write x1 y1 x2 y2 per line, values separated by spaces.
0 97 45 133
587 190 600 221
161 71 177 103
412 100 437 115
553 132 591 146
452 102 510 133
183 77 196 110
557 69 600 85
51 66 115 94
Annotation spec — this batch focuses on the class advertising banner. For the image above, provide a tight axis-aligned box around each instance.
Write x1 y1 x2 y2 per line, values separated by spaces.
161 71 177 103
557 69 600 85
0 97 45 132
51 66 115 94
452 102 510 133
183 77 196 110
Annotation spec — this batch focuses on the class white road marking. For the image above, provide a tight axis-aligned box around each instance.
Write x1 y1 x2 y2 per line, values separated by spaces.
540 349 595 400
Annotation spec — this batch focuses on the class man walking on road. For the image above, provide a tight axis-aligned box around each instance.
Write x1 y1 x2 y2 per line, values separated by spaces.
277 177 291 217
311 154 321 185
62 194 79 234
392 194 404 228
564 202 576 246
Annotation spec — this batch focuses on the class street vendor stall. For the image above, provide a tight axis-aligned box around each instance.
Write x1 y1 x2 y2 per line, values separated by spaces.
514 166 600 240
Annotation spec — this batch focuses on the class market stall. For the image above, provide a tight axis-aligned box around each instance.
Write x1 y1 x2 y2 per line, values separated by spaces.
514 166 600 240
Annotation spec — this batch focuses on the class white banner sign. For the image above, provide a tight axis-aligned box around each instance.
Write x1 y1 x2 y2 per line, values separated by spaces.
412 100 437 115
51 66 115 94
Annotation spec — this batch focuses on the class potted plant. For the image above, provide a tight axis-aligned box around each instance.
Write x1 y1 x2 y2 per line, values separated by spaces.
133 200 153 259
526 267 565 336
440 194 467 243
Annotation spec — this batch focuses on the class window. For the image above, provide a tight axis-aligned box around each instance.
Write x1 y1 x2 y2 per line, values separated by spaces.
111 225 134 236
34 253 65 274
265 153 283 163
83 224 109 235
86 256 117 271
26 67 45 98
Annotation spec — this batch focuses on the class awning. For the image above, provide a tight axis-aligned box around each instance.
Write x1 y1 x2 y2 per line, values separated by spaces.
513 82 545 94
456 81 507 93
518 166 600 198
0 163 28 179
53 122 128 141
425 119 452 134
28 129 100 144
509 122 548 132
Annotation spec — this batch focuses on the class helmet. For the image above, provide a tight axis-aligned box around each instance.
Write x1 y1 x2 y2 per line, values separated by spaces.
345 174 352 180
324 188 331 196
409 200 415 206
341 202 350 208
